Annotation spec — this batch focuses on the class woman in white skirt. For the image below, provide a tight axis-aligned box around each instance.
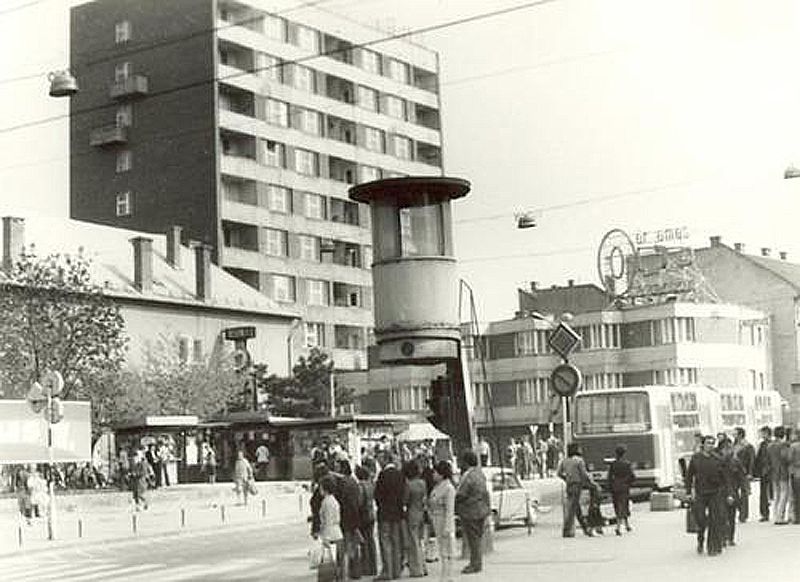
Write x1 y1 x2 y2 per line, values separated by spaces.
428 460 456 582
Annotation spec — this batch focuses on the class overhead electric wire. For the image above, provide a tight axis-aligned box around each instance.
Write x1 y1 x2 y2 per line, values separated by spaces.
0 0 558 136
0 0 47 16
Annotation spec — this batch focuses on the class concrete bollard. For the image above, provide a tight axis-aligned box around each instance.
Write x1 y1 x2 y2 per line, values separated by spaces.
220 505 226 523
261 498 267 518
181 508 186 528
131 514 138 535
78 518 83 539
18 524 23 547
298 492 303 513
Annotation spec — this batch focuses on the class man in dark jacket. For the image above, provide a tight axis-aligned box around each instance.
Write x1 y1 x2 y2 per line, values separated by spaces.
455 450 490 575
686 435 732 556
719 437 747 546
733 427 755 523
753 426 772 522
337 460 363 580
374 453 408 581
558 443 597 538
767 426 790 524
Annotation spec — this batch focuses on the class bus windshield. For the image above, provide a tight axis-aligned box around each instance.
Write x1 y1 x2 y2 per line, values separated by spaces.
575 392 651 434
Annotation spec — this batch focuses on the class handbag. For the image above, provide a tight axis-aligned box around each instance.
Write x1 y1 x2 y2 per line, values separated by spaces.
317 544 337 582
685 502 699 534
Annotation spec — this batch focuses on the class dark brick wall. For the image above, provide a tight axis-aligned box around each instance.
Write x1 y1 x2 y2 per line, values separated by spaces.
70 0 218 249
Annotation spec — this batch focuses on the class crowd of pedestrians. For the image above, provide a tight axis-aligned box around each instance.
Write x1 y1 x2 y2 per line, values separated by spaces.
683 424 800 557
308 439 490 582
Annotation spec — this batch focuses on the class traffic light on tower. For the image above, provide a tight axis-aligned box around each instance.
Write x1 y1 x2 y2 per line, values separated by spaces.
426 375 452 434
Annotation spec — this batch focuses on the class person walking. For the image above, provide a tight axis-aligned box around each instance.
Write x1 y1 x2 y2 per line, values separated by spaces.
607 444 635 535
428 460 456 582
478 439 491 467
404 460 428 578
233 450 255 506
204 443 218 484
129 448 154 511
754 426 772 522
145 444 161 488
26 464 48 520
686 435 730 556
355 465 377 577
15 465 32 524
455 450 490 575
255 442 270 481
374 453 407 581
718 437 747 546
557 443 596 538
732 427 755 523
767 426 791 524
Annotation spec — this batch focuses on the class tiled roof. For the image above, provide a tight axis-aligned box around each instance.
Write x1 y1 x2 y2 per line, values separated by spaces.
743 253 800 291
0 215 298 319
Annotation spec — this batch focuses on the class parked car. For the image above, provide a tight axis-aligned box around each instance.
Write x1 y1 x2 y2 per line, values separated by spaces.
455 467 538 532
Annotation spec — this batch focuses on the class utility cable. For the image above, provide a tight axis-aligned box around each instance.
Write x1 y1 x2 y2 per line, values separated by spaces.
0 0 558 136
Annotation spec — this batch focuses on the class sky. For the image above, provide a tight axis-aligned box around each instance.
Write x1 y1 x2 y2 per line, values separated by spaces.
3 0 800 323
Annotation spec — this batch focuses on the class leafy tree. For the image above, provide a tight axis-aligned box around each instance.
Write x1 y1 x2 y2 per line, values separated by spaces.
0 250 127 427
115 333 250 418
258 347 354 417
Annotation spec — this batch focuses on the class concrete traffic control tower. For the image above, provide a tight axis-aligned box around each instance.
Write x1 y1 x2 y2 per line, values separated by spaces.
349 176 475 453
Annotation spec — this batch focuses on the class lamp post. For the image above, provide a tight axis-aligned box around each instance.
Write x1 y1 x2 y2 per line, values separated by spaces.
286 318 303 376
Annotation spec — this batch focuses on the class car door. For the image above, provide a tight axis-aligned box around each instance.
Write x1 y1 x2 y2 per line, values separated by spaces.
492 471 526 522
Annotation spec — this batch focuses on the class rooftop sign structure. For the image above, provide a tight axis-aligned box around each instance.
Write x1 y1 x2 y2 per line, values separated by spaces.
597 227 719 305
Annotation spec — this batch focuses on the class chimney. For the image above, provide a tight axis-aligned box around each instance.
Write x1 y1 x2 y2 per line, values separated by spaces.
131 236 154 293
710 235 722 247
530 281 538 291
567 279 575 287
2 216 24 272
193 242 212 300
780 251 788 260
166 225 182 269
761 247 771 257
734 242 744 253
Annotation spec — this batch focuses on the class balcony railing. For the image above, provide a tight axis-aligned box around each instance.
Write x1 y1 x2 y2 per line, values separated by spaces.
89 125 128 147
110 75 149 100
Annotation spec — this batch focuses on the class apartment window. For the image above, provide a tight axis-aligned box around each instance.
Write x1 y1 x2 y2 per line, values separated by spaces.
357 86 378 112
299 235 319 261
265 99 288 126
116 150 132 173
364 127 385 153
115 104 132 127
388 59 409 84
307 279 329 306
298 109 321 135
115 192 132 216
264 14 286 41
178 336 190 363
359 165 381 184
294 148 318 176
115 20 131 44
261 140 284 167
114 62 131 83
305 192 326 219
384 95 405 119
256 53 282 82
272 274 295 302
264 228 287 256
361 49 381 74
295 25 319 52
393 135 412 160
267 185 290 213
292 65 316 92
305 322 325 348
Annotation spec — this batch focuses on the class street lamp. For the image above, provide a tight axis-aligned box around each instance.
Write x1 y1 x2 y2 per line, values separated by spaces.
48 70 79 98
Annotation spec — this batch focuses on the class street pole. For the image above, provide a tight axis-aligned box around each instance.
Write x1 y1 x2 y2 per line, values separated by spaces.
45 387 56 541
330 372 335 417
562 396 570 448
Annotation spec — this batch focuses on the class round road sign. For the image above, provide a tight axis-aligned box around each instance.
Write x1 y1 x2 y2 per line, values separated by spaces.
550 364 582 398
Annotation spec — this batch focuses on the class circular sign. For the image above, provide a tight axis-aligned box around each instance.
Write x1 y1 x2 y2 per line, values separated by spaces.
400 341 415 357
550 364 582 398
41 370 64 396
597 229 638 298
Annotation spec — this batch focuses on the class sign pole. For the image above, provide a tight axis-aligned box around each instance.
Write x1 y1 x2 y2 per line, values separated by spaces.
562 396 570 449
45 387 56 541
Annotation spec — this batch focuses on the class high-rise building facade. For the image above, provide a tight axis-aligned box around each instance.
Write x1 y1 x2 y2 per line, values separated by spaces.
70 0 444 371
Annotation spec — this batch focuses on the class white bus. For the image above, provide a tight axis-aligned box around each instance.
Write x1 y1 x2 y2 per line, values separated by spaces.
573 385 782 491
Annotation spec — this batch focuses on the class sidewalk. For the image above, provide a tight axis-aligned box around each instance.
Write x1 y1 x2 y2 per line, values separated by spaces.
0 481 311 555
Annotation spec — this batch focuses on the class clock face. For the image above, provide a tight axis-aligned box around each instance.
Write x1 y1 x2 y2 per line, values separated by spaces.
597 229 638 298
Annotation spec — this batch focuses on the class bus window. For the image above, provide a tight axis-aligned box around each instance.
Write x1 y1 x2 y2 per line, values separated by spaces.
575 392 651 434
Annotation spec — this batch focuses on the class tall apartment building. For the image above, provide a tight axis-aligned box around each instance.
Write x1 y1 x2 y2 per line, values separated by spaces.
69 0 444 370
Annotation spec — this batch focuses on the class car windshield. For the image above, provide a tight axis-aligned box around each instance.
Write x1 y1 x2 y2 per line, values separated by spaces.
491 472 521 491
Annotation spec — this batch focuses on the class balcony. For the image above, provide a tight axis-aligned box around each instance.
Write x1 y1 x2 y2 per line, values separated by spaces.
89 124 128 147
110 75 149 100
